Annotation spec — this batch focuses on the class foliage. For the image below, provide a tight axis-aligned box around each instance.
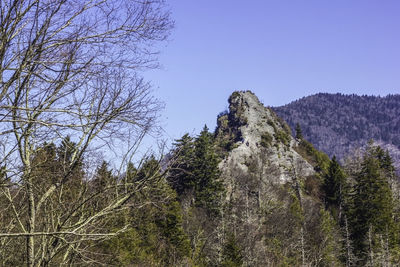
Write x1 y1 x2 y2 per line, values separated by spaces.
0 0 173 265
168 134 196 195
295 139 331 173
99 158 190 266
274 129 291 147
303 175 323 200
221 233 243 267
192 126 225 216
260 132 273 148
3 84 400 266
348 143 396 264
168 126 225 217
295 123 303 140
318 208 342 266
322 156 347 220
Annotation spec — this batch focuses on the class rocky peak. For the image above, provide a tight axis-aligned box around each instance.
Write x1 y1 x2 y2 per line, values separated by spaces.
214 91 317 264
217 91 314 186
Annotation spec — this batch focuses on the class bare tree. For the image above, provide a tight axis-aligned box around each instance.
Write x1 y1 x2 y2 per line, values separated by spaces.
0 0 173 265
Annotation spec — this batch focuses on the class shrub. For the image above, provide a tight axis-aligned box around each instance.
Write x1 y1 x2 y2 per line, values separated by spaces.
260 132 273 148
274 130 290 147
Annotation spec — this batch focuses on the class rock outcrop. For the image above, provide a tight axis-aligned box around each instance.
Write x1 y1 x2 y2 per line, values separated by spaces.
212 91 318 265
216 91 314 187
185 91 399 266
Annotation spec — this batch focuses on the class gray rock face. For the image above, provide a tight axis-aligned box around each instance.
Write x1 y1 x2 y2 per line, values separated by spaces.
213 91 317 265
217 91 314 190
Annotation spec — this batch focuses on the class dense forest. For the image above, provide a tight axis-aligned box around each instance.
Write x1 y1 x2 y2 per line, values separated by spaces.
273 93 400 172
3 89 400 266
1 1 399 266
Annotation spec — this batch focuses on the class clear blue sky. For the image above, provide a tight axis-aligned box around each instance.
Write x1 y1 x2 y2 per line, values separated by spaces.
145 0 400 143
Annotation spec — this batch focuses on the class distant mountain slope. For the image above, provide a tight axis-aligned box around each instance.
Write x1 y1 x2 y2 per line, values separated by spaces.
273 93 400 170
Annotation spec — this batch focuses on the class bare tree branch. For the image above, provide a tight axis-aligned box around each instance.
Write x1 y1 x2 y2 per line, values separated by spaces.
0 0 173 265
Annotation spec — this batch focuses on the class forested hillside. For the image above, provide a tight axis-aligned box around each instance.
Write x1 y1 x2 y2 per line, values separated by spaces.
2 89 400 265
2 0 400 266
273 93 400 171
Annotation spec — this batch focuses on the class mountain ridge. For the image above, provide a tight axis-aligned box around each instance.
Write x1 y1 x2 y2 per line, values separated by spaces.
273 92 400 172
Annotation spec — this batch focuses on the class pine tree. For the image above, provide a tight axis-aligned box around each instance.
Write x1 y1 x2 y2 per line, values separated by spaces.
221 233 243 267
98 157 190 266
295 123 303 140
125 162 137 184
167 127 225 216
135 155 161 182
31 142 59 186
93 161 115 191
193 125 225 216
168 133 196 196
319 208 342 266
323 156 347 220
30 139 85 201
56 136 80 170
90 161 117 211
56 137 85 197
349 144 395 264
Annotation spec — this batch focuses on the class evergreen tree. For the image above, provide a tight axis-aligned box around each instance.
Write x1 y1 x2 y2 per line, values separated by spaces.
100 157 190 266
31 142 59 186
382 150 395 174
135 155 161 182
56 137 85 197
57 136 79 169
323 156 347 220
30 139 85 201
125 161 137 183
154 188 191 261
295 122 303 140
381 150 396 190
168 127 225 216
193 125 225 216
91 161 116 210
349 144 395 264
318 208 342 266
221 233 243 267
168 133 196 195
0 165 7 186
93 161 115 191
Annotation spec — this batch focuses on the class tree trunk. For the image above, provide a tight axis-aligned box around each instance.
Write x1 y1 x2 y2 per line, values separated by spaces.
301 226 306 267
27 176 35 267
368 224 374 267
344 215 352 267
